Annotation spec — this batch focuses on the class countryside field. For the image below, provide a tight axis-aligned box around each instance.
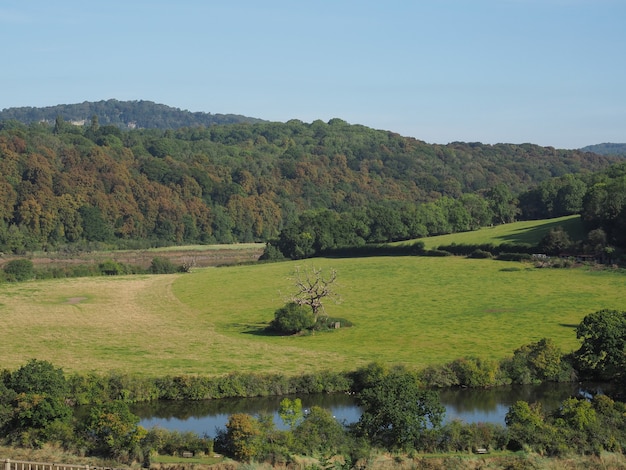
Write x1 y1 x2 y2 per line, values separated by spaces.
1 216 624 377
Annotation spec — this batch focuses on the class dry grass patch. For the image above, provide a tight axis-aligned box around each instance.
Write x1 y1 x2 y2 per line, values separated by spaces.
0 272 346 376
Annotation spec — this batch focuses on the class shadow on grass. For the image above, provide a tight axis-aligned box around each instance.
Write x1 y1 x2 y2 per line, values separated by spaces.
559 323 579 329
237 324 285 337
493 216 584 246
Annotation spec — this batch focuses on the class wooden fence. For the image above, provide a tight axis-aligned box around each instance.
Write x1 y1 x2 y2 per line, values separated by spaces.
2 460 125 470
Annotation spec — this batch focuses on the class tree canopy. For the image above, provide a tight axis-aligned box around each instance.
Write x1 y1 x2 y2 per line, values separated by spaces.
0 112 622 255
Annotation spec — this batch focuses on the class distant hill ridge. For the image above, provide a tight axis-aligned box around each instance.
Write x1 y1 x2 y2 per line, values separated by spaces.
0 99 265 129
580 143 626 156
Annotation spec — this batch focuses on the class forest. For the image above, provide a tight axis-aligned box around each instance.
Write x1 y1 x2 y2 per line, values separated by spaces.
1 108 624 260
0 99 263 129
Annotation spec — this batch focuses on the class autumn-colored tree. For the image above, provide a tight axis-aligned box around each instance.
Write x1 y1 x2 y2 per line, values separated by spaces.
224 413 262 462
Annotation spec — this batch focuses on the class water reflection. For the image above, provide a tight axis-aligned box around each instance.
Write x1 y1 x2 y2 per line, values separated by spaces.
132 382 611 438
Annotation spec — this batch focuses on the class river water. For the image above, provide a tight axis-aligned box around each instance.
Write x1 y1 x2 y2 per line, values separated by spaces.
132 382 608 438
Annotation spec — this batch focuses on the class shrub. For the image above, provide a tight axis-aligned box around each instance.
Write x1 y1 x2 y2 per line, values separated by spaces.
3 258 34 282
259 243 285 261
468 249 492 259
99 259 124 275
497 252 532 262
424 249 452 257
269 302 315 335
292 406 348 456
149 257 178 274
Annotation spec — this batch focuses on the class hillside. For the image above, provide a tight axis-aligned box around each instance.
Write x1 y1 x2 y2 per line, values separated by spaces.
0 107 622 254
0 99 264 129
580 142 626 156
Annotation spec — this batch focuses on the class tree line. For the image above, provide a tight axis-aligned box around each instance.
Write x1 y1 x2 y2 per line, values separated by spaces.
0 116 617 256
0 99 262 129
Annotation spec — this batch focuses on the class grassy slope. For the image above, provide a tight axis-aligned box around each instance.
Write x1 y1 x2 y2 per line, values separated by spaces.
403 214 585 249
1 215 623 376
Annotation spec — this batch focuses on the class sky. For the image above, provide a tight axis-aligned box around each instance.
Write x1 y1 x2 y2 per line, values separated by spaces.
1 0 625 149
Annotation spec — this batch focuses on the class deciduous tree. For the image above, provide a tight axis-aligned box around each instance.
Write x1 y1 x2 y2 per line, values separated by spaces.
575 309 626 380
287 266 340 322
355 371 444 450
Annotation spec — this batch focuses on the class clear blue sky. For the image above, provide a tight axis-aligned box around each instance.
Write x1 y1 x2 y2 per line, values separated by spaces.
2 0 625 149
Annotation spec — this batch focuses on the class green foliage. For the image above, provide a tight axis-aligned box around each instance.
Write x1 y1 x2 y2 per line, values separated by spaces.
468 248 492 259
580 142 626 156
79 205 113 242
143 427 213 457
84 400 146 460
0 99 262 128
278 397 303 429
3 360 72 436
11 392 72 432
574 309 626 380
9 359 69 399
149 256 178 274
0 111 619 253
259 242 285 261
504 338 574 385
3 258 34 282
554 397 597 432
269 302 315 335
437 420 508 453
355 370 444 450
539 226 573 255
97 260 143 275
292 406 348 457
449 357 501 388
504 393 626 456
580 166 626 248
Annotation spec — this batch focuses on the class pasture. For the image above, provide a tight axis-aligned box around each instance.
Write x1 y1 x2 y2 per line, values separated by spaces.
406 214 584 249
1 217 624 376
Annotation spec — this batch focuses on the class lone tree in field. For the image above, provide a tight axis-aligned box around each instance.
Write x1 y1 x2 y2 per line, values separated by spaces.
287 266 340 322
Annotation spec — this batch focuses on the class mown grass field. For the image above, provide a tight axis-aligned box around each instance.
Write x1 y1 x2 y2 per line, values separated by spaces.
1 216 624 376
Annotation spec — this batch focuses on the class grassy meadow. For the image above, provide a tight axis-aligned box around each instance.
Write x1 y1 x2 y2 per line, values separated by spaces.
1 215 624 377
404 214 585 249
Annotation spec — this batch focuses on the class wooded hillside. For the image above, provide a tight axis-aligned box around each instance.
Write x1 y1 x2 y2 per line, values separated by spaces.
0 99 264 129
580 143 626 156
0 112 618 253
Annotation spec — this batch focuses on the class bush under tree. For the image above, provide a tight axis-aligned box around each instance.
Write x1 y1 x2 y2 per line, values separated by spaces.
269 302 315 334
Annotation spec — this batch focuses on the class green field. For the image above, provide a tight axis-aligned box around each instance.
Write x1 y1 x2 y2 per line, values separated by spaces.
404 214 585 249
0 216 623 377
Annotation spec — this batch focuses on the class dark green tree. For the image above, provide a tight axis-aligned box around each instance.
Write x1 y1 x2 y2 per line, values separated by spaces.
79 205 113 242
269 302 315 335
292 406 348 457
538 226 572 255
486 183 518 225
6 360 72 433
9 359 69 398
3 258 34 282
574 309 626 380
355 371 444 450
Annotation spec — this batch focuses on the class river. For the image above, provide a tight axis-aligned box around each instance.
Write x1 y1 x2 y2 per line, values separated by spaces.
131 382 609 438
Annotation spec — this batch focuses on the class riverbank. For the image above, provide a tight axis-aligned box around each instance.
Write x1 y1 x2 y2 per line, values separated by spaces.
5 445 626 470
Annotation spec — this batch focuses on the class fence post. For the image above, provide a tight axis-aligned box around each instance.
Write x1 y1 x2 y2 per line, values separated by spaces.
4 459 10 470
